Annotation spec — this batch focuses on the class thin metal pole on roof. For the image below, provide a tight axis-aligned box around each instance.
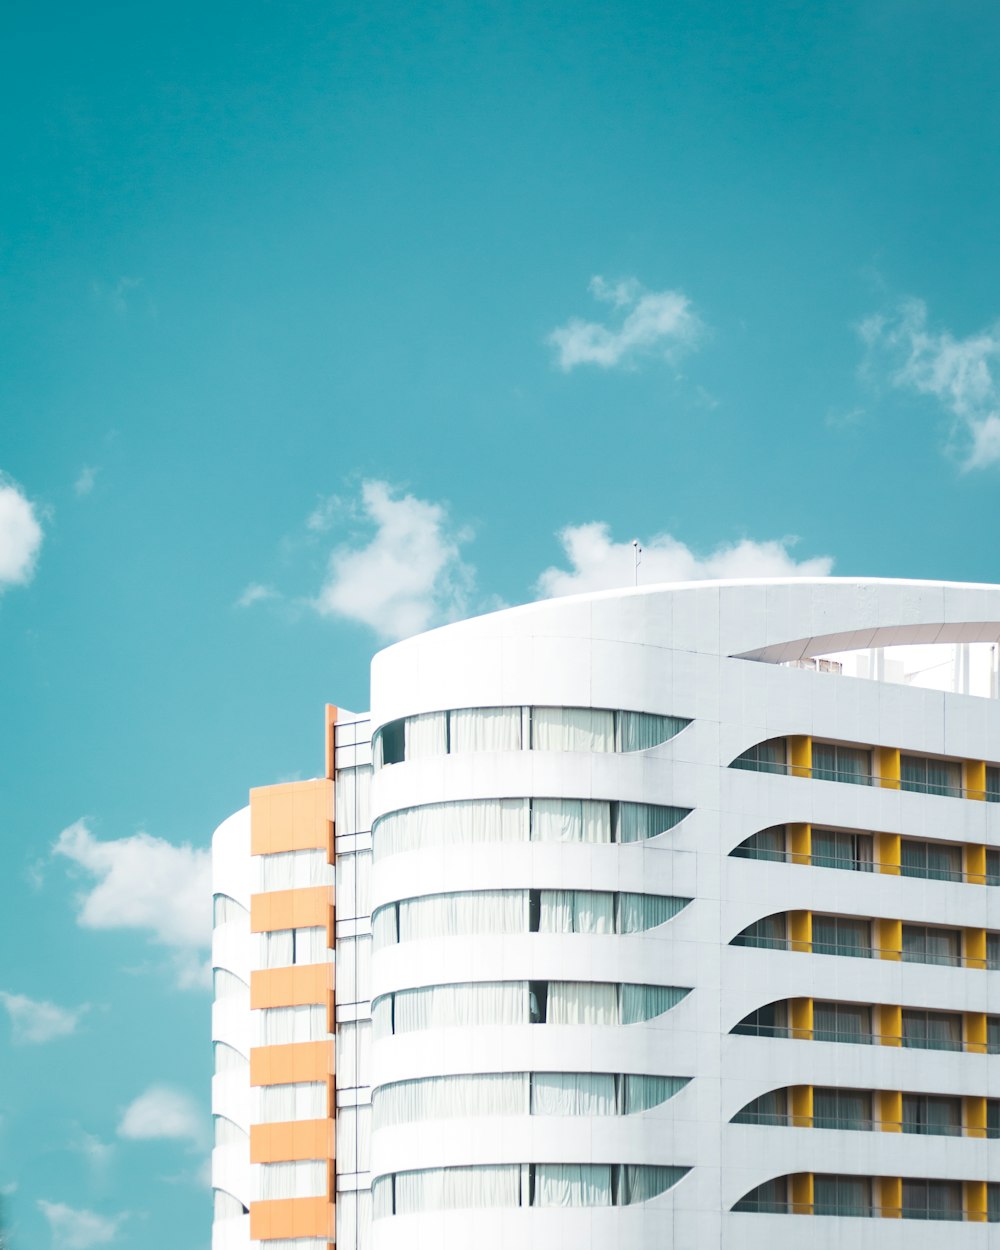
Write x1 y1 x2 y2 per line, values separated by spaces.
633 540 642 587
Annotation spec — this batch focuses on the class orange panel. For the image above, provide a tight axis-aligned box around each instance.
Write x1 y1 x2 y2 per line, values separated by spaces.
251 1041 335 1086
250 1197 334 1241
250 779 334 856
325 704 338 782
251 963 334 1009
251 887 334 934
251 1118 335 1163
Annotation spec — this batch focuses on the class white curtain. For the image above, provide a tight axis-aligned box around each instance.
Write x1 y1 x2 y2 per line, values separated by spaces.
357 1190 372 1250
214 1190 245 1220
616 893 687 932
539 890 614 933
372 905 398 949
213 969 249 1001
354 934 371 1003
620 984 688 1025
258 1160 327 1200
614 712 689 752
547 981 618 1025
255 849 333 891
372 996 392 1040
337 1106 358 1173
255 1082 327 1123
335 764 372 837
335 852 372 926
264 1240 330 1250
531 707 615 752
372 1176 393 1219
616 803 688 843
617 1164 686 1203
213 1042 248 1074
393 1166 521 1213
214 1115 247 1147
213 894 249 928
335 1021 371 1088
254 927 329 969
530 1072 616 1115
337 1191 358 1249
354 851 372 919
336 938 358 1002
254 1005 327 1045
531 799 612 843
534 1164 612 1206
398 890 528 941
448 707 522 752
622 1074 688 1112
392 982 528 1034
375 799 528 860
374 1073 529 1127
404 712 448 759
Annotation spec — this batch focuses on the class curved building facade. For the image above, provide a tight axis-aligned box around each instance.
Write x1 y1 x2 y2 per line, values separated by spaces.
212 578 1000 1250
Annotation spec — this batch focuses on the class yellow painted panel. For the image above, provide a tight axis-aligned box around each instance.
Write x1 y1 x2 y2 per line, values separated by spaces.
789 911 812 953
967 1012 987 1054
877 746 900 790
788 823 811 865
965 1095 987 1140
790 1085 813 1128
876 831 900 876
879 1175 902 1218
877 1089 902 1132
965 927 987 970
878 1003 902 1046
966 843 987 886
966 1180 988 1222
790 1172 813 1215
788 735 812 778
790 997 813 1040
966 759 986 801
250 779 334 856
876 918 902 961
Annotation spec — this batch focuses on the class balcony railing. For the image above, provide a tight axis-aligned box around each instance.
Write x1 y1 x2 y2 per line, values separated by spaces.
731 1112 998 1137
732 935 1000 970
733 758 1000 801
734 1199 989 1220
733 846 1000 884
731 1024 998 1052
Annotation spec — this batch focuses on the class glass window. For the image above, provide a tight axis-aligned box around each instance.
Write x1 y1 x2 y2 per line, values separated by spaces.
374 719 405 767
988 933 1000 970
812 829 873 871
902 1095 961 1137
812 744 872 786
901 1178 963 1221
733 915 787 950
613 711 689 752
901 1010 962 1051
987 849 1000 885
900 755 963 798
900 839 963 882
901 925 962 967
213 894 248 927
813 1174 871 1217
731 827 786 861
987 766 1000 802
732 1002 788 1038
989 1183 1000 1222
813 1002 872 1044
812 916 872 958
813 1088 871 1131
731 739 786 774
733 1178 787 1213
989 1016 1000 1054
732 1090 787 1126
988 1100 1000 1140
531 707 614 752
614 801 689 842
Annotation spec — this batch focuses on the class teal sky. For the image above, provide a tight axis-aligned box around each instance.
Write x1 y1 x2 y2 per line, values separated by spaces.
4 1 1000 1245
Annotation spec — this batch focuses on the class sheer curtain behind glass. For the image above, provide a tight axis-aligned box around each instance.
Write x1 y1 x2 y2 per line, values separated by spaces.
398 890 528 941
539 891 614 933
531 799 612 843
404 712 448 759
614 712 689 751
530 1073 616 1115
535 1164 612 1206
531 708 615 752
375 799 528 859
448 707 521 752
616 802 688 842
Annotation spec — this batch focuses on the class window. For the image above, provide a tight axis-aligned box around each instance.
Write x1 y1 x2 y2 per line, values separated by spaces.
989 1183 1000 1222
731 827 787 861
901 1178 962 1221
812 744 872 785
989 1017 1000 1054
813 1002 872 1044
213 894 248 927
987 849 1000 885
902 1095 961 1137
900 839 963 882
813 1175 871 1217
732 1003 788 1038
732 1090 787 1126
988 1100 1000 1140
811 829 873 872
987 766 1000 802
989 933 1000 970
733 915 787 951
813 1088 871 1131
254 927 329 968
901 925 961 967
900 755 963 798
901 1010 962 1051
731 739 786 774
375 719 405 766
812 916 872 959
733 1178 787 1213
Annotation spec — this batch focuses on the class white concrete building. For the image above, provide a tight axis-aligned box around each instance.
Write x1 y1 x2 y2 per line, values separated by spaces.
212 578 1000 1250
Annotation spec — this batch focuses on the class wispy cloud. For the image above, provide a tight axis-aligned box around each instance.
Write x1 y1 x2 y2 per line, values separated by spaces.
859 297 1000 469
537 523 834 597
312 479 474 639
0 473 44 591
53 820 211 990
235 582 278 608
0 991 88 1044
74 466 99 497
91 277 141 317
37 1200 125 1249
548 276 704 371
118 1086 207 1150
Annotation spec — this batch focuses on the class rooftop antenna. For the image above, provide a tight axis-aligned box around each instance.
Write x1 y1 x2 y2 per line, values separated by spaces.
632 539 642 587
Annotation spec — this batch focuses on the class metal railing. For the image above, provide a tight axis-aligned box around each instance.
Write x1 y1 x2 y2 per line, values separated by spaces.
731 936 998 969
731 1113 998 1137
731 1024 998 1052
732 846 1000 884
734 1200 993 1220
732 758 1000 801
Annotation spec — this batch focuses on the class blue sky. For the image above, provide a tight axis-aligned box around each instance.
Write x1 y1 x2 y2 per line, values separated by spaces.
4 0 1000 1245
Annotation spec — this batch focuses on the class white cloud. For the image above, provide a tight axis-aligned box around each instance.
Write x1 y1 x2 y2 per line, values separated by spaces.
118 1086 207 1149
548 276 704 371
313 480 474 639
74 466 99 497
53 820 211 989
0 474 43 589
859 297 1000 469
0 991 87 1044
236 582 278 608
537 523 834 597
92 276 141 317
37 1201 125 1249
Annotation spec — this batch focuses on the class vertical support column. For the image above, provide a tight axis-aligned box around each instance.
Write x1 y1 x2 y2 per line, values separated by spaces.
790 1085 813 1128
788 823 812 865
878 1089 902 1132
965 1095 988 1140
790 1172 814 1215
876 832 901 876
878 1176 902 1219
789 911 812 953
788 735 812 779
965 759 986 801
966 1012 987 1055
965 927 987 971
966 1180 988 1222
877 746 900 790
966 843 987 886
790 997 813 1041
876 918 902 962
878 1004 902 1047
